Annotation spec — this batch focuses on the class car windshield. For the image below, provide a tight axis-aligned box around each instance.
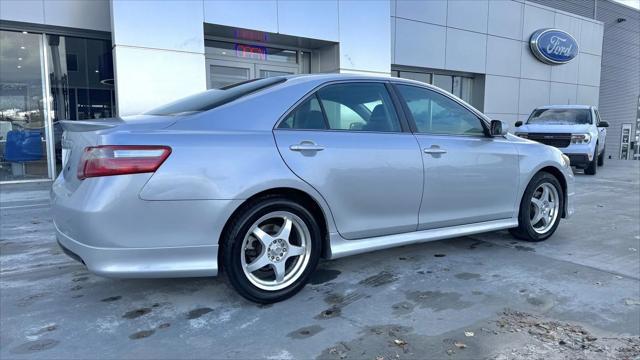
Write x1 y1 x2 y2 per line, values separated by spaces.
527 108 592 125
145 77 286 116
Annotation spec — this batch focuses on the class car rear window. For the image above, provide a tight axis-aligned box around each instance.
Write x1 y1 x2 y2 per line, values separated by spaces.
145 77 286 116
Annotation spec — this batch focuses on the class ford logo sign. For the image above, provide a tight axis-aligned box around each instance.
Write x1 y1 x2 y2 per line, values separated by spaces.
529 28 579 65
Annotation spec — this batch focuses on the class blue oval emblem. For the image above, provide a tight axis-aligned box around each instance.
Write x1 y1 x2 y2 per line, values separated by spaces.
529 28 579 65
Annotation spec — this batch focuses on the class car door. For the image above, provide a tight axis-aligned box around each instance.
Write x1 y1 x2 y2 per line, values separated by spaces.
273 81 423 239
393 83 520 230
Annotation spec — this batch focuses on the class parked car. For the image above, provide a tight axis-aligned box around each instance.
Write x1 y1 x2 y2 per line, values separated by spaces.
51 74 574 303
514 105 608 175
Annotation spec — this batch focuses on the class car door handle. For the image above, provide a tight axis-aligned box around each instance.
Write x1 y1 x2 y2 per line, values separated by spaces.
289 142 325 152
423 148 447 154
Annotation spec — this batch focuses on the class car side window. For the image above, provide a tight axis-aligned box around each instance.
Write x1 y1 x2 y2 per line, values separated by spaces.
396 84 485 136
317 83 401 132
594 109 601 126
278 95 327 130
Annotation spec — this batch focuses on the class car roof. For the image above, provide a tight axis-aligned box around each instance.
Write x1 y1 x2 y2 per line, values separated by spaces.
535 104 595 110
280 73 441 90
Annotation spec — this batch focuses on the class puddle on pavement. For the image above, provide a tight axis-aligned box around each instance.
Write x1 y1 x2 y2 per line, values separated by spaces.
123 308 152 319
287 325 324 339
309 269 341 285
186 307 213 319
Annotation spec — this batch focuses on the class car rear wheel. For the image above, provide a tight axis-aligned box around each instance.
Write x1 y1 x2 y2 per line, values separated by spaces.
509 172 564 242
222 195 321 303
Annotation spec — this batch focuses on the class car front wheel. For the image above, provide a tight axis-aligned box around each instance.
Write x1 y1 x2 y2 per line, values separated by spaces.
509 172 564 242
222 195 321 303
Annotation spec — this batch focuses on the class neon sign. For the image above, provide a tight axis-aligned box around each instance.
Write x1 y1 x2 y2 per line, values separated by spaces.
235 44 267 60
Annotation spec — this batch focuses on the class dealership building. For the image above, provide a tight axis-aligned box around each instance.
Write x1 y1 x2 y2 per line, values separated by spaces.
0 0 638 184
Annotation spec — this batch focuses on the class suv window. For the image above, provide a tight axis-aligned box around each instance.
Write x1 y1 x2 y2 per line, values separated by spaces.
396 84 484 135
279 83 401 132
146 77 286 116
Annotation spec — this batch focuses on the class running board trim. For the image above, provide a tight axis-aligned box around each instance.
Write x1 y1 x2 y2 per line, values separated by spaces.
327 218 518 259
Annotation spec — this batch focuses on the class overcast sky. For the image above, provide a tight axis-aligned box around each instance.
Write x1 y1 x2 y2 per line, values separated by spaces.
611 0 640 10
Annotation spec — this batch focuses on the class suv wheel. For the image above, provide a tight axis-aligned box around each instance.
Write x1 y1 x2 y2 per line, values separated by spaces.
222 195 321 303
597 146 605 167
584 147 597 175
509 172 564 242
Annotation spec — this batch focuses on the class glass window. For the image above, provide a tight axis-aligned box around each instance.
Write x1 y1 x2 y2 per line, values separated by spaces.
398 71 431 84
317 83 401 132
396 84 485 136
278 96 326 130
205 40 297 64
527 108 592 125
209 65 250 89
432 74 453 93
0 30 51 181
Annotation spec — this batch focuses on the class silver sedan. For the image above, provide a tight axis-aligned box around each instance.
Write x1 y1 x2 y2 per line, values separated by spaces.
51 74 574 303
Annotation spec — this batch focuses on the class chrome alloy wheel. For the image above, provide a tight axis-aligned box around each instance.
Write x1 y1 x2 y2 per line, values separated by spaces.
240 211 311 291
529 183 560 234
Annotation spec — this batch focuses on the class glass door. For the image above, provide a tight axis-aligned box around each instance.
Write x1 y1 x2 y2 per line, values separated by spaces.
206 59 253 89
0 30 53 182
255 63 298 79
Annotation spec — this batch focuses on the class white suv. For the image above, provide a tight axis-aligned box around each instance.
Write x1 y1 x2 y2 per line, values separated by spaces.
514 105 609 175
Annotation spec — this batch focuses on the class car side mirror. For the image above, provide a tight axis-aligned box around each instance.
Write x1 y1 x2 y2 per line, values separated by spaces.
599 120 609 128
514 120 523 127
490 120 507 136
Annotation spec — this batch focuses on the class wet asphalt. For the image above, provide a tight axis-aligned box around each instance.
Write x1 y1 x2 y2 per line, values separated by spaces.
0 160 638 359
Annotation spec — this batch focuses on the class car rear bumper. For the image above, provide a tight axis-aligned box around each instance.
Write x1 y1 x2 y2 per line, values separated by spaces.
51 174 242 278
55 223 219 277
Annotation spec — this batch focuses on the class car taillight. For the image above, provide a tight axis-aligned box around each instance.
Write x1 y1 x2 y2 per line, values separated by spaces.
77 145 171 180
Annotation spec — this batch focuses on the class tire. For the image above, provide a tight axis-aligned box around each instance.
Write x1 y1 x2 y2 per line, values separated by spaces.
221 195 321 303
584 146 597 175
509 172 564 242
597 146 605 167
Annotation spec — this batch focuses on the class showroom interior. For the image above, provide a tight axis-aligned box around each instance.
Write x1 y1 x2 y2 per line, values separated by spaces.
0 0 638 184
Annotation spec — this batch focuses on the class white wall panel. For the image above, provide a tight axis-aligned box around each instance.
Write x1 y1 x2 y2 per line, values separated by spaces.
520 42 551 81
278 0 339 41
579 20 603 55
203 0 277 33
112 0 204 53
447 0 488 33
578 52 602 86
113 46 206 116
550 82 577 105
391 17 396 64
577 85 599 106
395 19 446 69
522 3 554 41
554 12 581 41
484 75 520 114
0 0 44 23
395 0 446 26
44 0 110 32
338 0 390 74
519 78 550 114
486 36 521 78
488 0 523 40
550 57 579 84
445 28 486 73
